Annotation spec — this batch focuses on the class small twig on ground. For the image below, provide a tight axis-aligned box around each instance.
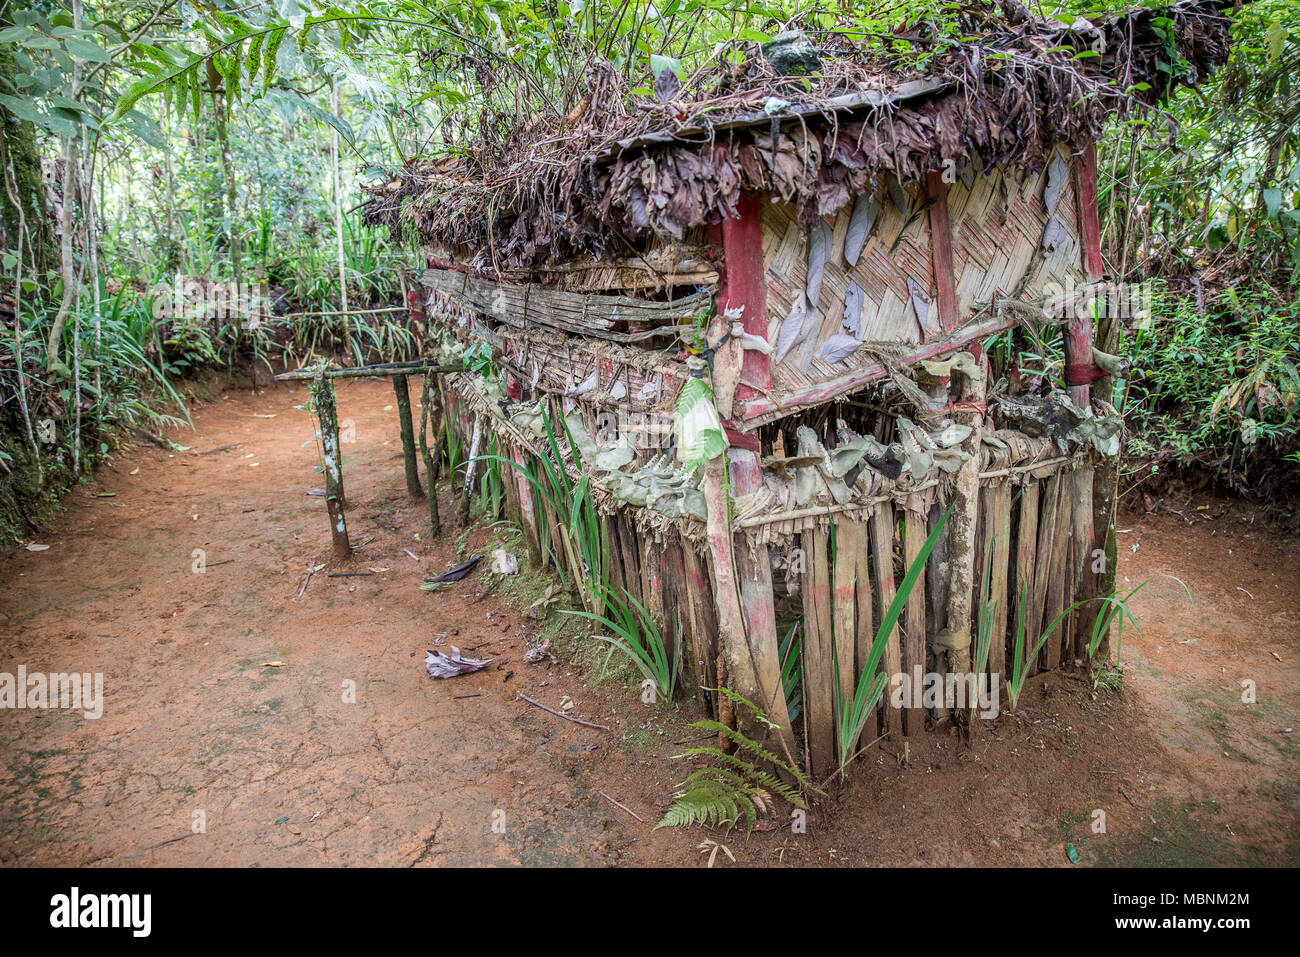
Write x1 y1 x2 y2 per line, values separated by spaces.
515 692 611 731
598 790 645 823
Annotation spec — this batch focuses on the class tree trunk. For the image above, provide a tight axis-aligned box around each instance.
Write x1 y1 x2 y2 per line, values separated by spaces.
0 40 56 277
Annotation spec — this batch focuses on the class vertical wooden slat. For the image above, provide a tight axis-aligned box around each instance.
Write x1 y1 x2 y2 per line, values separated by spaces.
393 373 424 499
616 514 642 605
682 544 719 713
606 512 628 600
640 534 665 633
901 499 929 736
730 450 797 760
312 370 351 563
925 501 950 723
1029 474 1062 670
499 444 520 527
1071 469 1096 660
702 456 764 725
801 526 836 778
659 533 688 690
1013 481 1040 678
833 517 863 743
926 170 960 335
852 515 878 742
1040 475 1075 670
984 482 1012 685
870 503 904 741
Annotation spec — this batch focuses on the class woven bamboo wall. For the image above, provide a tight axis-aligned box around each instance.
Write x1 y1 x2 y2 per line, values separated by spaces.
763 145 1087 397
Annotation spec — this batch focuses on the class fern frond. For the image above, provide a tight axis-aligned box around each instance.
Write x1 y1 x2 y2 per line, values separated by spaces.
656 781 747 831
710 686 779 729
676 748 809 810
687 719 788 771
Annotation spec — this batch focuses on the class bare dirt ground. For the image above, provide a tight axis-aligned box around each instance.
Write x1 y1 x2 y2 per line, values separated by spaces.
1 379 1296 867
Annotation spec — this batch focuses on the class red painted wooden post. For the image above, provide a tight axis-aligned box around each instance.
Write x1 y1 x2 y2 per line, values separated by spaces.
1076 141 1105 284
1068 141 1103 409
1070 140 1104 651
714 149 771 400
926 170 960 336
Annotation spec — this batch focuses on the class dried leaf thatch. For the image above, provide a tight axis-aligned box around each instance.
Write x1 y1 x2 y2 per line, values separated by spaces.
363 1 1231 271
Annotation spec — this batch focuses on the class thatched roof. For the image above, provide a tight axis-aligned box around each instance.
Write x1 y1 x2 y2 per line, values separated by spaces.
363 0 1231 272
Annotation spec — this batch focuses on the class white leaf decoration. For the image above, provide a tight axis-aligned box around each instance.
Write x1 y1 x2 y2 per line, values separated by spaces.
819 334 863 364
843 194 879 266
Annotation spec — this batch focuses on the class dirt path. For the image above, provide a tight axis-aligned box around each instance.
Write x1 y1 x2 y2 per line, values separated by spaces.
0 379 637 866
1 381 1296 866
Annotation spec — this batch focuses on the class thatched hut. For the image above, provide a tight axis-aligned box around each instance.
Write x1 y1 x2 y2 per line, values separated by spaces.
363 0 1230 777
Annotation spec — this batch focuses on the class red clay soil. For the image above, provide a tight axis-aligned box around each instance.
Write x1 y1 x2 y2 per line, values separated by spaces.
0 379 1296 867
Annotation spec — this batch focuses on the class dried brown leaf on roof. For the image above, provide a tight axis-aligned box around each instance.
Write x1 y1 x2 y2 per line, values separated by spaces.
362 0 1231 271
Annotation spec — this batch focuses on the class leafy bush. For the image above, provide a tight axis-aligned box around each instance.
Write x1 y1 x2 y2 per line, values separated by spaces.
1122 285 1299 494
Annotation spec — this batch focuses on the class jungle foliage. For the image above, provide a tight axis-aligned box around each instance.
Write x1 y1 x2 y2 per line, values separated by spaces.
0 0 1297 548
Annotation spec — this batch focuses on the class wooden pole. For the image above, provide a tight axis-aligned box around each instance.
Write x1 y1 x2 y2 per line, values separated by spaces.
833 517 864 743
682 544 720 714
926 171 961 336
801 525 835 778
640 534 666 642
1041 472 1075 670
716 185 772 399
275 359 460 381
729 450 798 760
940 355 985 736
660 535 691 695
417 373 441 538
870 503 905 741
330 80 351 360
1075 140 1109 663
1031 474 1064 670
901 497 929 736
702 455 764 734
458 415 479 526
311 369 351 563
1013 482 1041 679
393 373 424 500
982 482 1012 687
852 513 878 741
